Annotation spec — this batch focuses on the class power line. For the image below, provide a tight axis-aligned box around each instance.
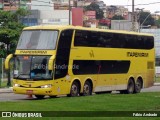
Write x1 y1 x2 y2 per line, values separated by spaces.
136 2 160 6
111 1 160 7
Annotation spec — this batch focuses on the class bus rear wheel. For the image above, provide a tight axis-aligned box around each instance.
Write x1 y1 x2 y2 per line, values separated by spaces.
67 81 80 97
134 78 142 93
82 81 92 96
126 79 135 94
35 95 45 99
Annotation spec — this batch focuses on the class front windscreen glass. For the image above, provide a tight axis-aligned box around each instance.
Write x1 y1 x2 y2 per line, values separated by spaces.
14 56 53 80
17 30 58 50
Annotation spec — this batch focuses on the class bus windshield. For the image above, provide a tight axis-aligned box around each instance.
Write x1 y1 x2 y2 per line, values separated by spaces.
14 56 53 80
17 30 58 50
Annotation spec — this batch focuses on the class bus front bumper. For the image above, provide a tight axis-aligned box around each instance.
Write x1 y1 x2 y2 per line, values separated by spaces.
13 87 54 96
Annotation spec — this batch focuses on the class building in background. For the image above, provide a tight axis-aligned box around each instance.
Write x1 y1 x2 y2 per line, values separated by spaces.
0 0 31 11
52 0 70 10
31 0 53 10
83 10 97 27
72 8 83 26
106 5 128 20
20 10 40 26
40 10 70 25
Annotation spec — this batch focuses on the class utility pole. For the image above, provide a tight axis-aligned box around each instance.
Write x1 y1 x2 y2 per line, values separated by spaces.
18 0 20 9
131 0 136 31
69 0 71 25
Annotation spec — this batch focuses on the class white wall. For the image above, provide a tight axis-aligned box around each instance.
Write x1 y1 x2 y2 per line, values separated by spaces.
40 10 71 25
111 20 138 31
31 0 53 11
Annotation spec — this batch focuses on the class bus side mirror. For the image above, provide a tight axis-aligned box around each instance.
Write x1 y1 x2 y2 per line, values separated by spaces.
5 54 13 70
48 55 55 70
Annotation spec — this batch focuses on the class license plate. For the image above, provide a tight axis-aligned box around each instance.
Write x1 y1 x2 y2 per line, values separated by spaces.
26 90 33 94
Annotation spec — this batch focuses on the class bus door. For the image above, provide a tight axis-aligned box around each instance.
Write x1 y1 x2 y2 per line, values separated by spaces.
54 30 73 95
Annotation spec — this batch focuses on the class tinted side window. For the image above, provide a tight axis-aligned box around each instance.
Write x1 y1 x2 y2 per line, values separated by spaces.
143 36 154 49
73 60 99 74
100 60 130 74
74 30 100 47
74 30 154 49
73 60 130 75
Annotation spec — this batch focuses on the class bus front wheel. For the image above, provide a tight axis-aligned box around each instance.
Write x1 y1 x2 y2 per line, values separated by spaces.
67 81 80 97
82 81 92 96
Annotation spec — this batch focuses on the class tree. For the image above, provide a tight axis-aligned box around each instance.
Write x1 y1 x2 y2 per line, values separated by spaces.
155 19 160 28
84 3 104 19
111 15 125 20
0 8 29 58
139 12 155 26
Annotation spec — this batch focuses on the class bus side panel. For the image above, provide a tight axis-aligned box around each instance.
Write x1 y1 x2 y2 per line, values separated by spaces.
145 61 155 88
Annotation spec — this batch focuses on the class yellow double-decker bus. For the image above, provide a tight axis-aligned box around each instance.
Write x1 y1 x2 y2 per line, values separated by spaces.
5 25 155 99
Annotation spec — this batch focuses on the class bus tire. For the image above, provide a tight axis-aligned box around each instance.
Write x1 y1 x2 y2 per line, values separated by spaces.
67 81 80 97
134 78 143 93
35 95 45 99
82 81 92 96
126 78 135 94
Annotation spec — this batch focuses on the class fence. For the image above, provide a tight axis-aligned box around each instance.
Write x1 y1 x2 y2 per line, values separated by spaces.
0 58 13 88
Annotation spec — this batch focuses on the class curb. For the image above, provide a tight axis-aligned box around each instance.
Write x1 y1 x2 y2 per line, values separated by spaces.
154 83 160 86
0 87 13 93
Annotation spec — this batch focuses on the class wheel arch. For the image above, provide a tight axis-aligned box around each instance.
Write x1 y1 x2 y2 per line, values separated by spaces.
128 76 136 85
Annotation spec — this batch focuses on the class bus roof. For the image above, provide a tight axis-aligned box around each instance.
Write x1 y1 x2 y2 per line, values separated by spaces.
23 25 153 37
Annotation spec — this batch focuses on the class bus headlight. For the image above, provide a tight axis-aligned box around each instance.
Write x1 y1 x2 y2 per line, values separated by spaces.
40 84 52 88
14 84 20 87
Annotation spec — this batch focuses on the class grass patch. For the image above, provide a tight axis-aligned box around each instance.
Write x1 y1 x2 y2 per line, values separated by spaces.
0 92 160 120
0 80 12 88
0 92 160 111
155 77 160 83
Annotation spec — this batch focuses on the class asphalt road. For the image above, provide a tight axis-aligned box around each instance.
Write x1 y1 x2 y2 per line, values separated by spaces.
0 85 160 101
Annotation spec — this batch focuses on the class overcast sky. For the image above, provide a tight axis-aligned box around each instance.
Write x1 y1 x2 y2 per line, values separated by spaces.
103 0 160 13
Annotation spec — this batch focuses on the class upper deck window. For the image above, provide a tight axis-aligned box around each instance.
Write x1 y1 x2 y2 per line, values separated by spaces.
74 30 154 49
17 30 58 50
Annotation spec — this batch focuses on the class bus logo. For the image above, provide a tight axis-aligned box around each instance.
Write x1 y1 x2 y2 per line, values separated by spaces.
89 50 94 58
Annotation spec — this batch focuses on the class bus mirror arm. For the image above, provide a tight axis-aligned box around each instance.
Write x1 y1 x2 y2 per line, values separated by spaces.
5 54 13 70
48 55 55 70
